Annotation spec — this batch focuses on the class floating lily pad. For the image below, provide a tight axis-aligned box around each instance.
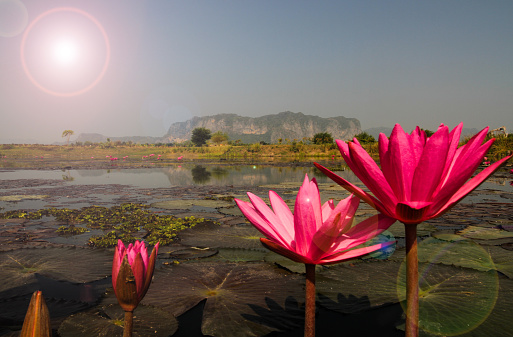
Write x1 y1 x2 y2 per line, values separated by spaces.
207 248 267 263
151 199 233 210
458 225 513 243
177 222 264 249
218 206 244 216
158 246 218 262
397 277 513 337
317 258 499 336
400 263 499 336
0 247 113 292
0 195 48 201
316 261 401 313
142 262 303 337
58 303 178 337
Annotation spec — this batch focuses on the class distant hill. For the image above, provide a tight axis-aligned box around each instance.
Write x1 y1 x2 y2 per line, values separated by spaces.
75 133 162 144
163 111 361 144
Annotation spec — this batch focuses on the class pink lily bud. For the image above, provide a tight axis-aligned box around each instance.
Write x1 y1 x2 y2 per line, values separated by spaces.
112 240 159 312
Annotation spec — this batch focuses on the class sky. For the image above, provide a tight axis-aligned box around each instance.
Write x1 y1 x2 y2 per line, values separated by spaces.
0 0 512 144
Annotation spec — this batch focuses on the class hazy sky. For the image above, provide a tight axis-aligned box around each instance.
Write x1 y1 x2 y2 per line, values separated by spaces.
1 0 512 144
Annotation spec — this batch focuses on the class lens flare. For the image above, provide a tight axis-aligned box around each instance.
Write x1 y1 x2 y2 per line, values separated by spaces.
20 7 110 97
396 235 498 336
0 0 28 37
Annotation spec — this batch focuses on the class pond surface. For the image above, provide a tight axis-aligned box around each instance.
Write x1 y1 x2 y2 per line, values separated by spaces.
0 164 512 337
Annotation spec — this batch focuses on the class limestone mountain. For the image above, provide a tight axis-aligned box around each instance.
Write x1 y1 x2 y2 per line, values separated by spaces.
163 111 361 144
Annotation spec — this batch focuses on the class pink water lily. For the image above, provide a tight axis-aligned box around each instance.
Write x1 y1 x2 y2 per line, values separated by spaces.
112 240 159 312
315 123 512 337
113 240 159 337
235 174 395 265
315 123 512 225
236 174 395 337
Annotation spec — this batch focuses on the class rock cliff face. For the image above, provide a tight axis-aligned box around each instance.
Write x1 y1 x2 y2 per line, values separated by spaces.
163 111 361 143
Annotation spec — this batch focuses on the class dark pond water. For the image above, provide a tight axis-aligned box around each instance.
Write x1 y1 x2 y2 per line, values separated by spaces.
0 164 512 337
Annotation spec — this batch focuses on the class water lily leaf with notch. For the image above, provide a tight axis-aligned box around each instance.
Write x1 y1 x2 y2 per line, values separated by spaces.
396 277 513 337
401 263 499 336
142 262 303 337
0 247 113 292
58 303 177 337
177 222 264 249
317 258 500 334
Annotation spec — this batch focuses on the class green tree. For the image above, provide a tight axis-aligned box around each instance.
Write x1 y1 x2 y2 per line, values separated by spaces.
61 130 74 146
312 132 334 145
191 127 211 147
421 128 435 137
211 131 229 145
354 132 376 143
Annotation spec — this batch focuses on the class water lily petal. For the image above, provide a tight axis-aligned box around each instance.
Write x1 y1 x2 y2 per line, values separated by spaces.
411 126 449 201
384 124 415 201
260 238 312 264
432 153 513 218
293 176 321 257
269 190 295 242
327 214 395 253
347 141 398 210
320 241 395 265
234 197 291 249
313 163 390 216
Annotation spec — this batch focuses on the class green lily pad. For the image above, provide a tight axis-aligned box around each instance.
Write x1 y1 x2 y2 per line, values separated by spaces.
142 262 303 337
0 195 48 201
58 303 178 337
397 277 513 337
151 199 233 210
207 248 267 263
177 222 265 250
400 263 499 336
317 261 401 313
0 247 113 292
458 225 513 242
317 258 499 336
218 206 244 216
158 246 218 262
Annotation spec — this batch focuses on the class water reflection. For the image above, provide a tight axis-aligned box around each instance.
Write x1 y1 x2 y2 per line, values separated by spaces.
191 165 211 184
0 165 360 189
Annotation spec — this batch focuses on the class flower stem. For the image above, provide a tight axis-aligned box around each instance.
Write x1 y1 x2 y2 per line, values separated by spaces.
405 223 419 337
305 263 316 337
123 310 134 337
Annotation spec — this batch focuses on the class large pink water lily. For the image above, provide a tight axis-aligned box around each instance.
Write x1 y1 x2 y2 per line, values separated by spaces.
235 174 396 265
315 123 512 225
112 240 159 312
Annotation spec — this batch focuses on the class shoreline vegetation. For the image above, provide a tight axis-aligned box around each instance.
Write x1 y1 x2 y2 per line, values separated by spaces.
0 134 511 170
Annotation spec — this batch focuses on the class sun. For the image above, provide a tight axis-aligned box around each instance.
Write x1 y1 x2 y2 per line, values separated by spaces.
51 38 80 66
20 7 110 97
